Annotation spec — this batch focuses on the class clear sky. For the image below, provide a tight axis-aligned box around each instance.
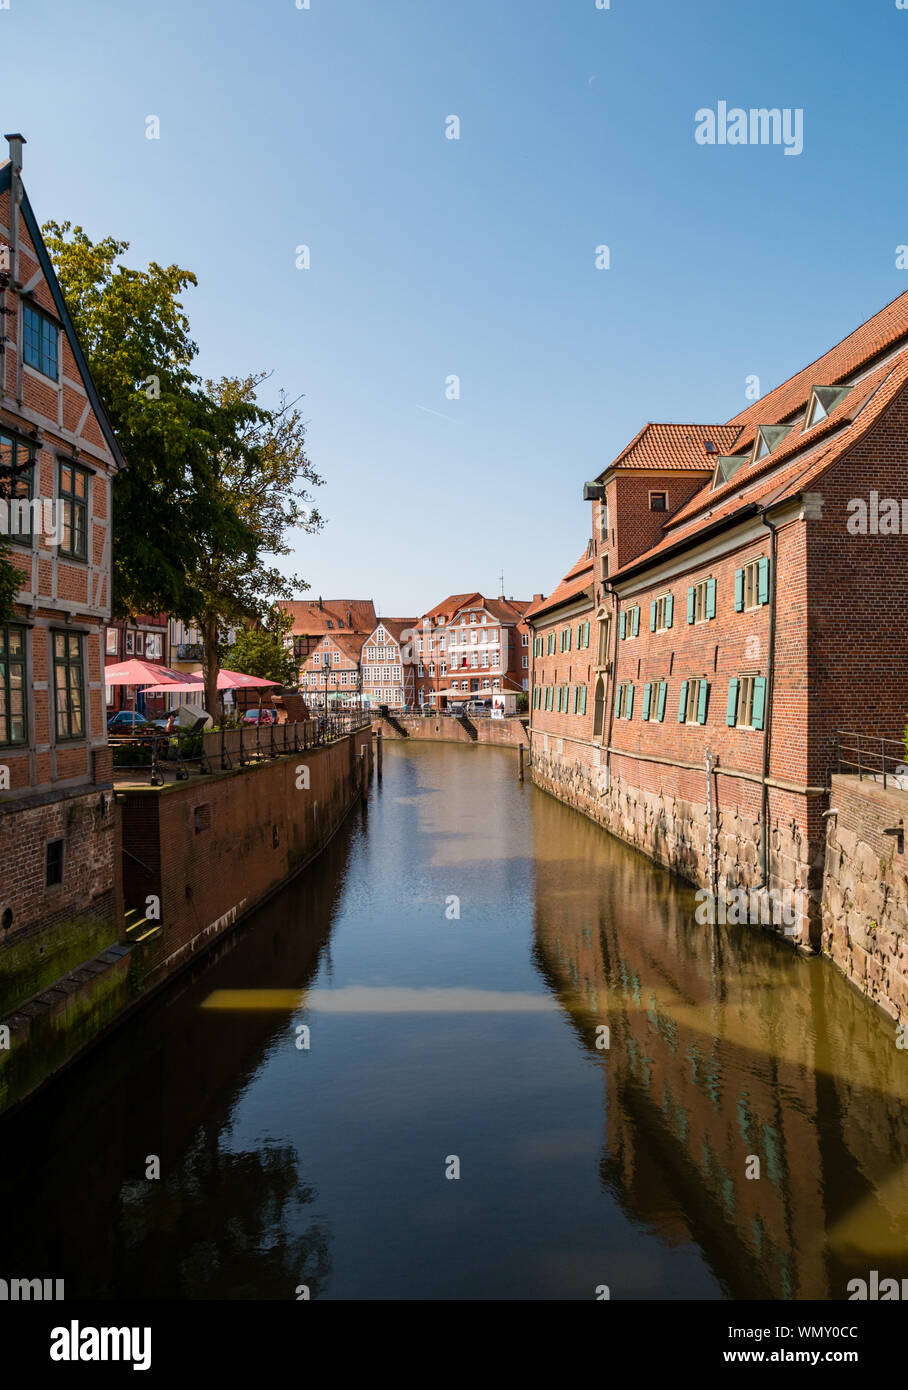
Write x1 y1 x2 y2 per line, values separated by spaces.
3 0 908 614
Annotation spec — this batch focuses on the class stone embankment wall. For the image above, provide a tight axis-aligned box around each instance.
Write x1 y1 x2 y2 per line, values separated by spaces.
372 715 529 747
530 735 819 949
822 774 908 1022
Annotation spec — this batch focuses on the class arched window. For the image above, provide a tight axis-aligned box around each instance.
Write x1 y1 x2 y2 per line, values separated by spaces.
593 676 605 739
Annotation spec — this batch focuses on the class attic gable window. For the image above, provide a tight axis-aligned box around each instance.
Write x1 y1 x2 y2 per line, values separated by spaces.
803 385 851 431
23 303 59 381
711 454 746 490
752 424 793 462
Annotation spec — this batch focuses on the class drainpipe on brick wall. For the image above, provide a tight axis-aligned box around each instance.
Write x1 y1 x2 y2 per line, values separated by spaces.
758 511 779 889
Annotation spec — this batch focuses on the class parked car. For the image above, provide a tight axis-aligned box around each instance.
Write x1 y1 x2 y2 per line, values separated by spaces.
242 707 277 726
107 710 150 731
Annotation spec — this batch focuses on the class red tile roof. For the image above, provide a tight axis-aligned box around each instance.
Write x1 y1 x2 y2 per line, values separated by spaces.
420 593 482 624
525 552 595 620
602 423 740 475
281 599 377 635
612 352 908 581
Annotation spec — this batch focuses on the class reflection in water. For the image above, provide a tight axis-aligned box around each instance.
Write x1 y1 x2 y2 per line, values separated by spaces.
0 741 905 1298
530 787 908 1298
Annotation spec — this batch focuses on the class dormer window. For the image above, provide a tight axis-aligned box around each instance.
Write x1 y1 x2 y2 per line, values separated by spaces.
803 385 851 431
752 424 793 462
711 454 746 490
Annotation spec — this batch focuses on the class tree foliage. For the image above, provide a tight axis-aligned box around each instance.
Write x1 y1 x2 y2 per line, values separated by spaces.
43 225 324 717
222 607 298 687
42 222 259 621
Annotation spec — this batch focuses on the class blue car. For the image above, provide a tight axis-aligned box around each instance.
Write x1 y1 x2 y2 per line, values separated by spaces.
107 710 149 731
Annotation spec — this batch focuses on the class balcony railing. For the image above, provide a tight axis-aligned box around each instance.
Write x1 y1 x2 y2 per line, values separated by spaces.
835 730 908 789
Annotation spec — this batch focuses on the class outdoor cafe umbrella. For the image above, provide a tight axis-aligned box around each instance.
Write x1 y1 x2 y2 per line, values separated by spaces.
104 658 191 722
138 668 280 720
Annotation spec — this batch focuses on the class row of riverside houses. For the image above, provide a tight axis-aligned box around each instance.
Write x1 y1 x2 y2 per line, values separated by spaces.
0 134 123 970
526 289 908 952
412 592 531 708
281 593 531 711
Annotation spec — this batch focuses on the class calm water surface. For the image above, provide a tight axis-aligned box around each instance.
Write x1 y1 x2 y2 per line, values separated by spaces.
2 741 907 1299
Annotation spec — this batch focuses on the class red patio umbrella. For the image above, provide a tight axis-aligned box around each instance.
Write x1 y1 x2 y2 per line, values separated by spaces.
105 658 192 724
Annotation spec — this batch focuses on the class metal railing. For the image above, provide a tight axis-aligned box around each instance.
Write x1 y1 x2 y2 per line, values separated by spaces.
835 730 908 789
112 713 371 786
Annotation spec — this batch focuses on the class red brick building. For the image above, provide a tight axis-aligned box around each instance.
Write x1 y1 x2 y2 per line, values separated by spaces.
360 618 417 710
415 592 531 708
528 289 908 949
0 135 123 990
280 597 377 672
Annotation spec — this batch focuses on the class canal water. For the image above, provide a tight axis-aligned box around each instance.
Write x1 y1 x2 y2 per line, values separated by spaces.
2 741 907 1299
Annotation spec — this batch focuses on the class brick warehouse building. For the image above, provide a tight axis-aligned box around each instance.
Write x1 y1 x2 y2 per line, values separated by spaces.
0 134 123 1003
528 289 908 952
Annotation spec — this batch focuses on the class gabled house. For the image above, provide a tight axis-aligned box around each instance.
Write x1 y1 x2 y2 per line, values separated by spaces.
0 134 124 1007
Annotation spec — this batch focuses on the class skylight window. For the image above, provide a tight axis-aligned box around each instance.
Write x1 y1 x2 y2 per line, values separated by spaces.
803 385 851 431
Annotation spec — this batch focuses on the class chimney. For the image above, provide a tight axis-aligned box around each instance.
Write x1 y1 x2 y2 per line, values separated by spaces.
318 595 323 610
533 593 543 602
4 133 25 174
346 609 352 628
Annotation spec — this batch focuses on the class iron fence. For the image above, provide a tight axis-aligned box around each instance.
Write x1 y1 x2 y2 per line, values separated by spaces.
112 713 371 787
835 730 908 790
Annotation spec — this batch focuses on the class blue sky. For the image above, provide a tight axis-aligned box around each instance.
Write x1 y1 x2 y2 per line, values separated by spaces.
3 0 908 614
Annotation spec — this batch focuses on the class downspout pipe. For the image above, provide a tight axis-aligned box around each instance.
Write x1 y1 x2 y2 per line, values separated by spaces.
758 511 779 889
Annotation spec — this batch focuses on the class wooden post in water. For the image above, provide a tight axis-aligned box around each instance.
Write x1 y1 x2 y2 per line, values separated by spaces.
376 728 383 781
518 742 525 782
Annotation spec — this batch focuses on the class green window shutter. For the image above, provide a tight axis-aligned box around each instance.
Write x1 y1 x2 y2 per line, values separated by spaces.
585 621 590 648
626 684 634 718
678 680 688 722
665 594 674 628
734 568 744 611
620 611 626 640
706 577 716 619
580 685 587 715
615 685 622 717
632 606 640 636
650 600 657 631
573 685 579 714
752 676 767 730
687 586 695 623
757 556 769 605
726 677 739 726
642 682 652 720
568 628 572 650
657 680 667 722
697 679 708 724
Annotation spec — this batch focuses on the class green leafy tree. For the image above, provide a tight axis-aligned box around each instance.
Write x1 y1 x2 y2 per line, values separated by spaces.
222 607 298 687
42 222 258 621
191 374 323 719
